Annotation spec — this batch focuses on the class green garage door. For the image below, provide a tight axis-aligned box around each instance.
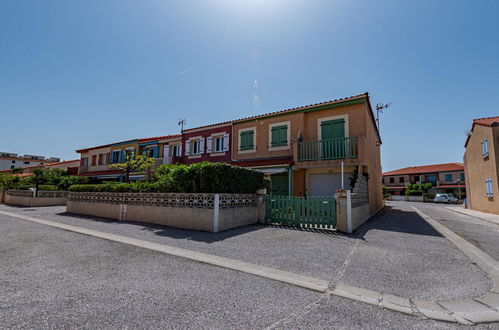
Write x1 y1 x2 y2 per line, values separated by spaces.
271 173 289 196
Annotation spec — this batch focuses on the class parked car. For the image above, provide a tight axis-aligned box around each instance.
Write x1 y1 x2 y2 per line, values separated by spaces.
434 193 458 203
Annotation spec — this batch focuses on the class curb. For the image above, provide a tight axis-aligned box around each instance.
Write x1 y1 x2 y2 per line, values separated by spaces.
445 207 499 227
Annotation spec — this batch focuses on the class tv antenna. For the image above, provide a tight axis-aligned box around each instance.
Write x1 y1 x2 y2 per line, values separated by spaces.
376 102 391 131
178 118 186 132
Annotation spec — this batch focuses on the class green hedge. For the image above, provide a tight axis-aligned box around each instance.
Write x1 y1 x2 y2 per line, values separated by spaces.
70 162 265 194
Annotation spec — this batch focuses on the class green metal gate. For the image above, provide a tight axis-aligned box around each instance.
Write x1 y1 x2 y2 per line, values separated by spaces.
265 195 336 229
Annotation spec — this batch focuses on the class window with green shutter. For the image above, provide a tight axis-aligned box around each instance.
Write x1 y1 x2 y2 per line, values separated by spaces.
271 125 288 147
240 130 254 150
445 174 453 182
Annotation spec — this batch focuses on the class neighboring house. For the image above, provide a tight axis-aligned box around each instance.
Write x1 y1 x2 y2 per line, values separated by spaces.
180 123 231 165
0 159 80 177
382 163 466 197
231 92 384 216
76 135 181 181
464 116 499 215
0 152 60 171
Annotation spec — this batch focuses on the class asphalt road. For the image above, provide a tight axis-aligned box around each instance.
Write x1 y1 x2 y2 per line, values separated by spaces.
1 204 498 328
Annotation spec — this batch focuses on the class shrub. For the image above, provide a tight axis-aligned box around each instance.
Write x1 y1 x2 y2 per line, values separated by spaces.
38 185 58 191
70 162 265 194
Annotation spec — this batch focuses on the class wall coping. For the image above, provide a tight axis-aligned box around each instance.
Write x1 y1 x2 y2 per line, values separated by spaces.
68 192 257 209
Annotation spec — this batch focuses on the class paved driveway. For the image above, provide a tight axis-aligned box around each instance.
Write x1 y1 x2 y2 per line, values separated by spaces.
0 203 497 328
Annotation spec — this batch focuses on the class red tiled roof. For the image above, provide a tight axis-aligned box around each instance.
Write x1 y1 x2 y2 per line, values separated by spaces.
0 159 79 174
182 93 378 138
464 116 499 147
473 116 499 127
139 134 181 143
382 163 464 176
232 93 368 123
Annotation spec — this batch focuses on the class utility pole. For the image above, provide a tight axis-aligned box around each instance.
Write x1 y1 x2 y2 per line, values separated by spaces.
376 103 392 131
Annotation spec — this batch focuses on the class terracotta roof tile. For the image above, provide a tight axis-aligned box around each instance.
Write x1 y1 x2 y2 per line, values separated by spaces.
473 116 499 127
383 163 464 176
139 134 181 143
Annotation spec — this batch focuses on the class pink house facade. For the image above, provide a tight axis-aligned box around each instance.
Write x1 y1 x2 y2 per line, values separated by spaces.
180 123 232 165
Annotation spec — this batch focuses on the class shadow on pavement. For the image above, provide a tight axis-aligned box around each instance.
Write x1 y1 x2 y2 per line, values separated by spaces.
352 206 443 239
57 211 343 243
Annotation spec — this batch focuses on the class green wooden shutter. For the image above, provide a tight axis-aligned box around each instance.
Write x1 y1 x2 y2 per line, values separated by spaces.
271 125 287 146
240 130 254 150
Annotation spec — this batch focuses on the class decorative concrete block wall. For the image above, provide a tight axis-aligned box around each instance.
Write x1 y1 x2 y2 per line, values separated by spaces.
67 192 259 232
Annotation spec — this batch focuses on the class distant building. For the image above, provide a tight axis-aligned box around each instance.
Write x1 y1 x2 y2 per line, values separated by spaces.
382 163 466 197
464 116 499 215
0 152 60 171
0 159 80 177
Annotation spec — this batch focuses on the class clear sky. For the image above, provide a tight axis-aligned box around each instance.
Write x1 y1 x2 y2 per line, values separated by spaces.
1 0 498 171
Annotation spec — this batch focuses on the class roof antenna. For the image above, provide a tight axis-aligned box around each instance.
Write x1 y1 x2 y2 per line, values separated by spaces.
178 118 186 133
376 102 391 132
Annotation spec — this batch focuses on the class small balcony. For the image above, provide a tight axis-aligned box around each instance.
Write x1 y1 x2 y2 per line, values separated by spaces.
298 137 358 162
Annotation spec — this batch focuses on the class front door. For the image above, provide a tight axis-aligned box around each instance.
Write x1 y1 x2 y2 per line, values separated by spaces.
321 119 345 158
271 173 289 196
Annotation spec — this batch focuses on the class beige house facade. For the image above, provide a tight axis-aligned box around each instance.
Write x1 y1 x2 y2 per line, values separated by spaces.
464 116 499 215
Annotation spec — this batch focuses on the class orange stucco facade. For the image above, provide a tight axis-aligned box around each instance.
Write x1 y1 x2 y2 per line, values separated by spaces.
232 95 384 216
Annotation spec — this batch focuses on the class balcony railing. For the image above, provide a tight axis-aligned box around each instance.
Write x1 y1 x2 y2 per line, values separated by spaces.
298 137 358 161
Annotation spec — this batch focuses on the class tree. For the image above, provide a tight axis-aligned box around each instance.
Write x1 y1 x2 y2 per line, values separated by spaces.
109 153 156 183
31 169 46 197
405 183 433 196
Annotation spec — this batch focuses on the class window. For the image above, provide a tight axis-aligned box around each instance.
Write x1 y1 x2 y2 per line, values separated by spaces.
445 174 453 182
145 148 155 158
399 177 404 183
271 124 288 147
428 175 437 183
482 138 489 157
81 158 88 167
98 154 103 165
240 130 255 150
389 177 394 183
10 165 14 169
382 178 385 184
111 151 121 163
91 155 97 166
460 173 465 181
24 161 30 165
123 148 135 161
190 139 203 155
172 144 181 157
11 160 15 163
486 178 494 198
215 136 224 152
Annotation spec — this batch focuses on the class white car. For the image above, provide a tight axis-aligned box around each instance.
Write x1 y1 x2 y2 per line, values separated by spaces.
434 193 458 203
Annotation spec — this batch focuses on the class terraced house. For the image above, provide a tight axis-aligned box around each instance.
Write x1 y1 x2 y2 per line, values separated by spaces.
77 134 181 181
75 93 383 222
231 93 383 217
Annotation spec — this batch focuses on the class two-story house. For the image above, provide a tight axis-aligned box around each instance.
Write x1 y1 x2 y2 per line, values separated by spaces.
382 163 466 197
77 134 181 181
181 123 231 165
464 116 499 214
231 93 383 216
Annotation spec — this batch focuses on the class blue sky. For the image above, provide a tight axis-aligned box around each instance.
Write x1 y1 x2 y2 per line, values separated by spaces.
1 0 498 171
